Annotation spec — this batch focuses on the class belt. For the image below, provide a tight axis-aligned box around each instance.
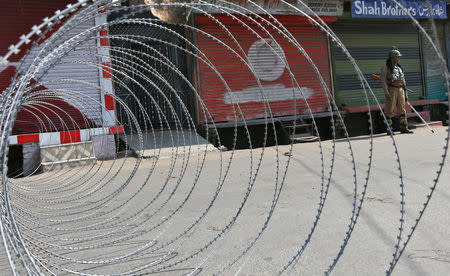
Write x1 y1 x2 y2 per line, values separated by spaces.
388 83 403 88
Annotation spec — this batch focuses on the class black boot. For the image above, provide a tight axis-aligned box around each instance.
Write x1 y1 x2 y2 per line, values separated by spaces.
400 128 413 134
400 124 413 134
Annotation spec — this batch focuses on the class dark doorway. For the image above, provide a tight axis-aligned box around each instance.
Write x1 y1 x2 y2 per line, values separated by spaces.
109 10 192 133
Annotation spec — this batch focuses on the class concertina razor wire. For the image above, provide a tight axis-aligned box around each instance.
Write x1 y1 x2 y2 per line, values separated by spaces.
0 0 449 275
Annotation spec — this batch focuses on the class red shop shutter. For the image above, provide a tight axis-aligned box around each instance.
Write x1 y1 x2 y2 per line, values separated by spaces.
1 1 101 134
194 14 335 124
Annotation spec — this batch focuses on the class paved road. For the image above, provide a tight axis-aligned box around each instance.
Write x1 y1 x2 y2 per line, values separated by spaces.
1 126 449 275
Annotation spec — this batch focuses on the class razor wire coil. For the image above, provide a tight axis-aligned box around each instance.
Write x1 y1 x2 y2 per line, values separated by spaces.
0 0 449 275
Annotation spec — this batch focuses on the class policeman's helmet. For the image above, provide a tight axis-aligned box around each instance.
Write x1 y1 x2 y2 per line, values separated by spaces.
388 49 402 59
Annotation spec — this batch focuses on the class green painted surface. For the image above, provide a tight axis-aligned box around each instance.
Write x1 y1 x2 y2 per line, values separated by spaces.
421 21 448 100
425 74 447 100
336 34 419 47
337 86 423 107
334 59 421 75
331 22 423 108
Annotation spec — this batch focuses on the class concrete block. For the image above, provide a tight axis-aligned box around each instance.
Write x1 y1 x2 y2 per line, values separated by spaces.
92 135 116 160
41 142 95 163
22 143 41 176
41 159 96 172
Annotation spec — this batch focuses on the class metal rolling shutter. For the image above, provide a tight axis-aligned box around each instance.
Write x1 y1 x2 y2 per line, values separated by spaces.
420 20 447 101
0 0 73 59
23 18 103 126
194 15 335 123
1 0 71 93
446 21 450 72
108 17 191 130
0 1 103 134
331 20 423 108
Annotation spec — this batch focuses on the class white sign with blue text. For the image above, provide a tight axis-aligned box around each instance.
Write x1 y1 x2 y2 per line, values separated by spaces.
352 0 447 19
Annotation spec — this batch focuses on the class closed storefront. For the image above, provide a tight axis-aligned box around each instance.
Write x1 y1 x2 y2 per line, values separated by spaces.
330 19 423 109
446 20 450 72
0 0 103 134
420 20 448 101
108 12 191 131
194 14 336 124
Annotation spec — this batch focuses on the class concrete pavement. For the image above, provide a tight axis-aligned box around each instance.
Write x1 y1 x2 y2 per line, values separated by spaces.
1 126 449 275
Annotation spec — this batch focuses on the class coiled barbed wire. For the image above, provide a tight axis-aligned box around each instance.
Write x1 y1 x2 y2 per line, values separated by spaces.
1 0 449 275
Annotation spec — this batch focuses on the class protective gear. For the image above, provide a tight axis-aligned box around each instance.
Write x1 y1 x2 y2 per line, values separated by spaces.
381 48 413 135
388 49 402 59
400 128 413 134
386 116 395 135
399 114 413 133
386 117 393 126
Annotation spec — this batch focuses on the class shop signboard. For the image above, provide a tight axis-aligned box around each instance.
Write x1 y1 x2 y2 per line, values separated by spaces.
352 0 447 19
199 0 343 16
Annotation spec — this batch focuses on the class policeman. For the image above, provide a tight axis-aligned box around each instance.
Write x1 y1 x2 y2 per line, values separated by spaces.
381 47 413 135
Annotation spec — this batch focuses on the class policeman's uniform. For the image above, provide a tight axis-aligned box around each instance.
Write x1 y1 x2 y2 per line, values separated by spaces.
381 49 413 134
